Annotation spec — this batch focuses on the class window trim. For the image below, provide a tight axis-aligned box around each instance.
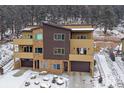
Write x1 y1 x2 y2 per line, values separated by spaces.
53 33 65 41
53 48 65 55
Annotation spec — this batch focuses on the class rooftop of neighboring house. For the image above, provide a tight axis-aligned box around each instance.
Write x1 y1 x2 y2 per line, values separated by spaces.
21 25 42 32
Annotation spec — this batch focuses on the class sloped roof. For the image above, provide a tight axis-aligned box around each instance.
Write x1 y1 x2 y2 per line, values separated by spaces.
43 22 94 32
21 25 42 32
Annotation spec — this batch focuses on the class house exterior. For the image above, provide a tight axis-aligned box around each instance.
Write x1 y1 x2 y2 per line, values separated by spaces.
13 23 94 77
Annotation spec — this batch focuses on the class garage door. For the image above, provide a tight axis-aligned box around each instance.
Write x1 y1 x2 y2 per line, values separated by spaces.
71 61 90 72
21 59 33 67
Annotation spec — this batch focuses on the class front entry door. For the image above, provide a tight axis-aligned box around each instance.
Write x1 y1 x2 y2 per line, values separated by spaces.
64 62 68 71
35 60 39 69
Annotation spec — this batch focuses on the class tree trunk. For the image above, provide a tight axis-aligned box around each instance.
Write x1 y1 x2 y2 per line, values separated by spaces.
104 26 107 34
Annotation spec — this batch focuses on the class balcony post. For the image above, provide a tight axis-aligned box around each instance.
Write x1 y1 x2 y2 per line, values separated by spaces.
33 60 35 70
90 61 94 77
67 61 70 74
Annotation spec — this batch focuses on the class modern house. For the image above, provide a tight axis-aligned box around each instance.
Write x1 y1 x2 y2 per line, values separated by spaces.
13 23 94 77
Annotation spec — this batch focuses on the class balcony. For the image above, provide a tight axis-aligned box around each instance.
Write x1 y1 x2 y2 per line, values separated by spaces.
14 52 33 58
69 54 93 62
13 39 33 45
34 54 43 59
70 39 93 48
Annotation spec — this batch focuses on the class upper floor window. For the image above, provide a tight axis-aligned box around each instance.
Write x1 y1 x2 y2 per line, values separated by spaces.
53 48 65 55
77 48 87 55
35 34 43 40
23 46 32 52
78 35 87 39
54 33 65 41
35 48 43 53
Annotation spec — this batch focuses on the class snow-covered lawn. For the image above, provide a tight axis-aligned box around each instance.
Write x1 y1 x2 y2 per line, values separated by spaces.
0 69 69 88
0 42 13 66
0 70 31 88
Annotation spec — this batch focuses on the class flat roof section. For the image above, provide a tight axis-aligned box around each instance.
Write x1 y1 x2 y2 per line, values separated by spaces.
71 28 94 31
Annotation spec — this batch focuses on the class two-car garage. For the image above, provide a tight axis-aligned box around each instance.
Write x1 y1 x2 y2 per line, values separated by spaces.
70 61 90 72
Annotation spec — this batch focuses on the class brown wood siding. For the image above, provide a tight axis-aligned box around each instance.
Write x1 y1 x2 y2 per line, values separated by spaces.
71 61 90 72
43 24 70 60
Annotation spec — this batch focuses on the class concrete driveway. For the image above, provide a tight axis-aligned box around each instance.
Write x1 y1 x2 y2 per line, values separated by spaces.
66 72 94 88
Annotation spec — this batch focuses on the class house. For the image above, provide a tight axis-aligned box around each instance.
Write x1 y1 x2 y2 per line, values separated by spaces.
13 23 94 77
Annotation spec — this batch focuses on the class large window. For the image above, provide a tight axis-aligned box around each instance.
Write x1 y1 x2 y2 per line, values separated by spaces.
35 34 43 40
54 48 65 55
54 33 65 41
35 48 43 53
78 35 87 39
23 46 32 52
77 48 87 55
52 64 60 70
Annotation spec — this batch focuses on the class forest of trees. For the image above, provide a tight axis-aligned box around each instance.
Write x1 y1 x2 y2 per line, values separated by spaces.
0 5 124 40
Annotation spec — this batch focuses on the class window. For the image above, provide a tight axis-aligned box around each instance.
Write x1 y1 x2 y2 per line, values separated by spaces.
77 48 87 55
78 35 87 39
54 33 65 41
54 48 65 55
35 34 43 40
23 46 32 52
35 48 43 53
29 35 33 39
52 64 60 69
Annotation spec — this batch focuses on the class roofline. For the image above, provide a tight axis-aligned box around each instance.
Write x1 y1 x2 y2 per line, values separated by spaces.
62 24 94 27
22 25 42 32
42 22 71 31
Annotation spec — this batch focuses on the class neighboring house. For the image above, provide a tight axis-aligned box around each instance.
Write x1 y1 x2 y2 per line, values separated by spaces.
13 23 94 77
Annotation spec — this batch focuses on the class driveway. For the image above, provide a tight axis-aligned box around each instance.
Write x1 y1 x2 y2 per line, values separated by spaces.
67 72 94 88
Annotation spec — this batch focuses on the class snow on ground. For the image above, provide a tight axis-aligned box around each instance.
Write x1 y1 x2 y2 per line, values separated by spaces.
95 53 117 87
0 69 69 88
94 27 124 39
0 42 13 66
0 70 31 88
113 62 124 83
0 42 14 73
